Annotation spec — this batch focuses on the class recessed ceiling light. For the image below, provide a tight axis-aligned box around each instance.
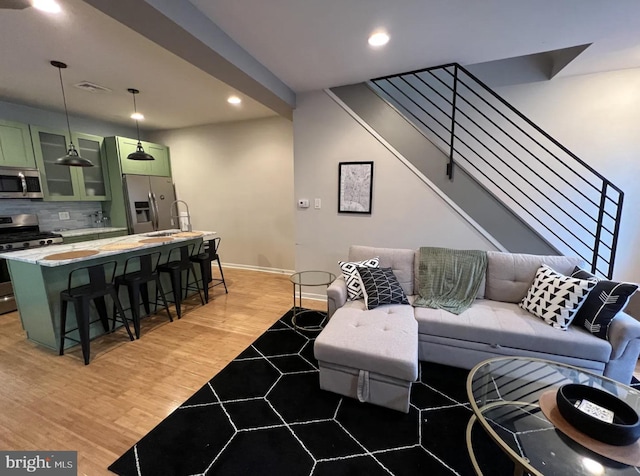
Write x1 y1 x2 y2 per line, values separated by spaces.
368 32 389 47
32 0 61 13
227 96 241 105
131 112 144 121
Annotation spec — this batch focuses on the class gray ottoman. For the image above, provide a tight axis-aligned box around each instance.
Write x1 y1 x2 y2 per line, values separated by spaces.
314 307 418 413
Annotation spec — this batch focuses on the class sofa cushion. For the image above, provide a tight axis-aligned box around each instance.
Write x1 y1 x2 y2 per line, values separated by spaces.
341 298 415 318
485 251 584 303
570 267 639 340
357 267 409 309
314 308 418 381
349 246 415 295
413 299 611 363
339 257 379 301
520 264 595 330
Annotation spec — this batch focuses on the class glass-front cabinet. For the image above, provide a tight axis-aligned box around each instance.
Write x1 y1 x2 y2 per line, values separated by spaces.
31 126 110 201
76 133 108 199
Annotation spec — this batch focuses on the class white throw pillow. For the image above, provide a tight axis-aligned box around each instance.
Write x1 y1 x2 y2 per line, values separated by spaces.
339 257 379 300
520 264 596 330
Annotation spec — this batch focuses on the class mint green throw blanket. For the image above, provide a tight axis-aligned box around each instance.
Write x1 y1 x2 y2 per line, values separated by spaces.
413 247 487 315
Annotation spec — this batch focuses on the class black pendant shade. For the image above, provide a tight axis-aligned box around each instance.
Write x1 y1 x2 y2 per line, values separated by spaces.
127 88 155 161
128 142 155 161
51 61 94 167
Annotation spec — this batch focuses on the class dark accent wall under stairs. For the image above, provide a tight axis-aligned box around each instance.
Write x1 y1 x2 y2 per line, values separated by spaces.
331 83 559 255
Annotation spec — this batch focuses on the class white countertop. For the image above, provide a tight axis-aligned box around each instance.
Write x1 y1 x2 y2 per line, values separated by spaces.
2 230 216 267
54 227 128 238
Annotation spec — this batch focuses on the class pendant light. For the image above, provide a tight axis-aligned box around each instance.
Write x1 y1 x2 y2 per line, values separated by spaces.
127 88 154 161
51 61 94 167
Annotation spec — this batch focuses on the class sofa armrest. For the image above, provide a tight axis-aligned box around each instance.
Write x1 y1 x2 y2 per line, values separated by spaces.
327 276 347 319
607 312 640 360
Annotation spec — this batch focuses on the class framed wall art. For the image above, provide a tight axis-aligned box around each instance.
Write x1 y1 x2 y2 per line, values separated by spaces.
338 161 373 214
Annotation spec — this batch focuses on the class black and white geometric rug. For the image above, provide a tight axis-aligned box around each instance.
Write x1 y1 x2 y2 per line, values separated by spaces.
109 308 513 475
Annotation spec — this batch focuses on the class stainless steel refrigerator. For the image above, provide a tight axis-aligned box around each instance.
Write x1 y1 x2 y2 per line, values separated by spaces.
123 175 176 234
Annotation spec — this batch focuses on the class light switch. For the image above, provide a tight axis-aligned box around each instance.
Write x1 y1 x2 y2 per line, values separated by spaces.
314 198 321 209
298 199 310 208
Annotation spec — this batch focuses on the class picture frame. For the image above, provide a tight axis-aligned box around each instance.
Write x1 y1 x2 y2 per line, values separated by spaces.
338 161 373 214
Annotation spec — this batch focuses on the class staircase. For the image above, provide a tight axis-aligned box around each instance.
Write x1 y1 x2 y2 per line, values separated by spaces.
331 63 623 278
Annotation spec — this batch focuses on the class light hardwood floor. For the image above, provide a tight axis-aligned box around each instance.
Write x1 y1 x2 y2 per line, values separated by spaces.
0 268 325 476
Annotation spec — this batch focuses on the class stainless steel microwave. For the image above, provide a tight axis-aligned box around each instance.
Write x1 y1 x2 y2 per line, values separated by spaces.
0 167 43 199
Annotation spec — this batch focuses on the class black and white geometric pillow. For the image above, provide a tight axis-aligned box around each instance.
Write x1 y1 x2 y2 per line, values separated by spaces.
570 267 638 339
339 257 379 301
356 266 409 310
520 264 596 330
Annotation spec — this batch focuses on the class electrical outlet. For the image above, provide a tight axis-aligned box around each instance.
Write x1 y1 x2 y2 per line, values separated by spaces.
58 211 70 220
314 198 321 209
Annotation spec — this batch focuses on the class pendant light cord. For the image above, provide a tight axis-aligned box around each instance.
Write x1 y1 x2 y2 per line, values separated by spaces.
57 66 73 140
132 91 142 143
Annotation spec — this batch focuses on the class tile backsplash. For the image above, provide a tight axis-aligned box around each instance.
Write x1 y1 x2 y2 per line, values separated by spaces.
0 200 102 231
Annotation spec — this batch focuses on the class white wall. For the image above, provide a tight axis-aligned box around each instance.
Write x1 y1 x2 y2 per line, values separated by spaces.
150 116 295 272
493 68 640 282
293 90 498 277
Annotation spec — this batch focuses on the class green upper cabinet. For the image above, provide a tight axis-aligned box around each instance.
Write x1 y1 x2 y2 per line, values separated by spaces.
75 133 110 200
30 126 110 201
0 120 36 168
112 136 171 177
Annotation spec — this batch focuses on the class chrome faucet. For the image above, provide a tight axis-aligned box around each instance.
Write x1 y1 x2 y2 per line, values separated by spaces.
170 200 192 232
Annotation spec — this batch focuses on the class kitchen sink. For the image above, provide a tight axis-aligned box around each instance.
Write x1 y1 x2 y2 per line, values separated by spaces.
144 231 178 237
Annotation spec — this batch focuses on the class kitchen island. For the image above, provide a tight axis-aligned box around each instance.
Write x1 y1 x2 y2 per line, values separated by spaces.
3 230 216 350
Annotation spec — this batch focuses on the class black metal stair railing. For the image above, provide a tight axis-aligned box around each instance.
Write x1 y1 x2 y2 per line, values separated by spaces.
370 63 623 278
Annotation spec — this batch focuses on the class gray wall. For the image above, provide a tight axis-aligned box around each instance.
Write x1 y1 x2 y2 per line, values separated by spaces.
0 100 138 138
492 67 640 283
293 90 498 279
150 116 295 272
293 66 640 286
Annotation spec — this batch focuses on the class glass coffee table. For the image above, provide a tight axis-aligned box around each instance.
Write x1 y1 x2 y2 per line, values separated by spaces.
466 357 640 475
289 270 336 331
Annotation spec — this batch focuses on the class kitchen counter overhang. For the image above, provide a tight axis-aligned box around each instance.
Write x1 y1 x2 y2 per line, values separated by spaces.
4 230 216 351
3 230 216 266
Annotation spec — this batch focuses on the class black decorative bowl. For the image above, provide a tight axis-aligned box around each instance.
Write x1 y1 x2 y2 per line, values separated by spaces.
556 384 640 446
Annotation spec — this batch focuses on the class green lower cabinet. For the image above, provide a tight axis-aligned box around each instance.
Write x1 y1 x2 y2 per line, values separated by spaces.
31 126 110 201
98 230 128 239
62 235 93 244
110 136 171 177
0 119 36 168
62 230 127 244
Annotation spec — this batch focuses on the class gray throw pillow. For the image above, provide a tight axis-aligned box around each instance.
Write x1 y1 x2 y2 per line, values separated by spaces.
570 267 638 339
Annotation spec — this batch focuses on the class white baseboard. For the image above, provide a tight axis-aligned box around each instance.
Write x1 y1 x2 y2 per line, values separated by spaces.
222 264 328 302
222 262 296 275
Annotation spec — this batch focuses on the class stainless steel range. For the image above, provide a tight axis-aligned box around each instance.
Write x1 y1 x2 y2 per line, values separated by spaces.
0 214 63 314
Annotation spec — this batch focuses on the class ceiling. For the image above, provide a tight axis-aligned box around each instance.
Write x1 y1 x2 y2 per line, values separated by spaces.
0 0 277 131
1 0 639 131
192 0 640 92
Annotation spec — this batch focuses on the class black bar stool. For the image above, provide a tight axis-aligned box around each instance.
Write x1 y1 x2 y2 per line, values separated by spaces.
157 244 204 318
59 260 134 365
114 251 172 339
189 237 228 303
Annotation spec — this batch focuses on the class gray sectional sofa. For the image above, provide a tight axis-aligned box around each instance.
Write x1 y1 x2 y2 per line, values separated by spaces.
314 245 640 412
